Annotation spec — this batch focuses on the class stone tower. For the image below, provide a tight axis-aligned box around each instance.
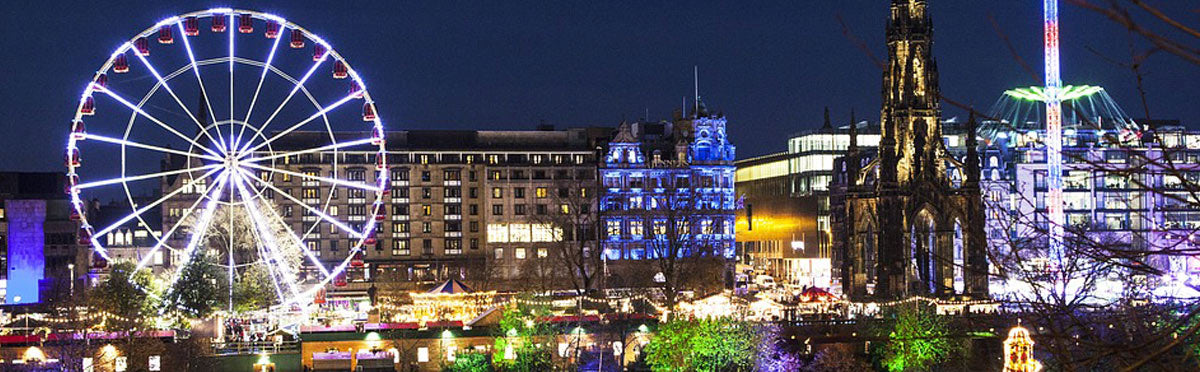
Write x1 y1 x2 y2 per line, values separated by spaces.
838 0 988 300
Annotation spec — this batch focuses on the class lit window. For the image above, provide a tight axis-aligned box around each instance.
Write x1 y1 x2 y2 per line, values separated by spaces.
535 187 548 198
418 347 429 363
537 248 548 258
492 188 503 198
515 248 526 259
488 224 509 243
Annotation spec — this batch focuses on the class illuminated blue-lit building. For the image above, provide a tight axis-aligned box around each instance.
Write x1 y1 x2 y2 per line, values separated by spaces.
0 172 83 304
599 101 737 262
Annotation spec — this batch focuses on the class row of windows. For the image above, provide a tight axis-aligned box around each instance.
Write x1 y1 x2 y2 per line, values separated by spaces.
601 173 732 190
304 237 479 256
603 218 734 238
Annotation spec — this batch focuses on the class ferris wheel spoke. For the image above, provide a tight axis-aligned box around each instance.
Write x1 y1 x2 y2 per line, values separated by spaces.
177 20 228 152
228 13 236 153
95 166 222 238
166 172 231 289
237 23 286 150
238 52 330 154
93 87 224 159
241 138 375 164
244 92 361 154
231 172 307 292
237 169 365 239
135 170 224 272
131 44 226 153
75 163 221 190
82 133 223 162
240 162 380 192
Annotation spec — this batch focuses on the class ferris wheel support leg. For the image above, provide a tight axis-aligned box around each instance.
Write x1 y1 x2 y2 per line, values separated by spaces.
231 172 301 296
233 168 337 279
135 176 219 273
163 172 231 293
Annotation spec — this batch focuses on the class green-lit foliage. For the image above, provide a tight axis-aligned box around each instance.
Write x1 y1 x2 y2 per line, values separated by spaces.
877 302 963 372
91 261 159 330
233 264 279 312
162 253 227 318
644 318 758 372
492 296 556 371
444 351 493 372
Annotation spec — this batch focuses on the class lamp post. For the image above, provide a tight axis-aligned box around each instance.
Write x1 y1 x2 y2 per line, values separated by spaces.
68 263 76 296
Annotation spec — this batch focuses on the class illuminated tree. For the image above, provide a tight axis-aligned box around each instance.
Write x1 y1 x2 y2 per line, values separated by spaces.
162 252 226 318
444 351 493 372
492 298 556 371
755 324 805 372
644 318 757 372
91 261 159 331
232 263 280 312
875 302 963 372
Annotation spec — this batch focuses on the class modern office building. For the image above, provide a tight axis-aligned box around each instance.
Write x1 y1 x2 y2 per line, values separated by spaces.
734 111 880 287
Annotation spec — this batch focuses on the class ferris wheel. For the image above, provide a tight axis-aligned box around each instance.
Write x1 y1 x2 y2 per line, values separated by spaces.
65 8 387 310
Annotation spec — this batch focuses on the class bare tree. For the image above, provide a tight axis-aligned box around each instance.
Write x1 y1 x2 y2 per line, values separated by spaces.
641 186 728 318
529 178 602 296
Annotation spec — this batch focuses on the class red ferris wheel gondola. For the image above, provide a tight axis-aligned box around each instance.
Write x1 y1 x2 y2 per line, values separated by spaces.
362 102 376 121
290 29 305 48
211 14 227 32
238 14 254 33
135 37 150 56
157 25 173 44
64 148 80 167
313 44 327 61
265 21 281 38
93 73 108 89
332 61 348 79
80 96 95 116
90 251 108 269
184 17 200 36
112 54 129 73
70 120 86 140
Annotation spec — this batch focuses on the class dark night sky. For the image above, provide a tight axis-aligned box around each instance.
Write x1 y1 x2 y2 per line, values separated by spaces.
2 1 1197 171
